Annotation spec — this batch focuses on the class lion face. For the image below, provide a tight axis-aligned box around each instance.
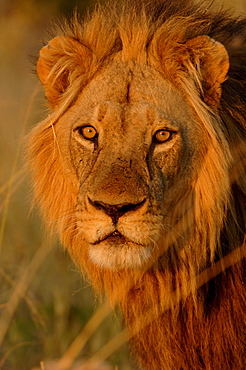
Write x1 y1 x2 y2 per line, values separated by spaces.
55 60 202 270
31 26 230 274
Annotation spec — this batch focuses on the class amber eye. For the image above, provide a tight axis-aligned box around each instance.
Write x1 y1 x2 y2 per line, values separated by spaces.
78 125 97 140
154 130 172 143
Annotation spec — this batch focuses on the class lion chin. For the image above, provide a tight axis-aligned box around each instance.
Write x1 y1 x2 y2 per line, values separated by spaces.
88 232 154 270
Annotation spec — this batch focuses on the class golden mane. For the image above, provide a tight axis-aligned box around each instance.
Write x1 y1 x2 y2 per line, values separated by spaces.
27 1 246 369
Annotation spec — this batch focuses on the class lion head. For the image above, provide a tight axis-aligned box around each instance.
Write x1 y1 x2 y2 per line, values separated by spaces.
28 1 246 368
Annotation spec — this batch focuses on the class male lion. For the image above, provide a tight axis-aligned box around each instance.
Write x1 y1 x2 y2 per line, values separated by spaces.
27 0 246 369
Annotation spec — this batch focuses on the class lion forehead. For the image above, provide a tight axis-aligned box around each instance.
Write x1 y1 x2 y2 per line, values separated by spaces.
70 60 196 130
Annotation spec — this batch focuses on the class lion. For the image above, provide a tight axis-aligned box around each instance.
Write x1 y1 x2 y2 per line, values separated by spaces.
27 0 246 369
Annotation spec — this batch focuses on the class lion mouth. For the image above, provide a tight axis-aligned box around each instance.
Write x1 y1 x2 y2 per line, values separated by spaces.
92 230 147 248
93 230 129 245
89 229 153 269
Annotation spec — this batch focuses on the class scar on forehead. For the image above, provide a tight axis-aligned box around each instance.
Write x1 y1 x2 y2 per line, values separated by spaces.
93 103 108 122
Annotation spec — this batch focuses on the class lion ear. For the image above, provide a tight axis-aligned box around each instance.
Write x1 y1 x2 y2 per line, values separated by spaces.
37 36 92 107
183 35 229 107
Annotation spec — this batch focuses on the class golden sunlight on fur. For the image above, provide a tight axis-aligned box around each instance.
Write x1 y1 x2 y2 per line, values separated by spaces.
27 0 246 369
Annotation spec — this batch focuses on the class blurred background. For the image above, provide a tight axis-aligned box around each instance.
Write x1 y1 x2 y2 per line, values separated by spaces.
0 0 245 369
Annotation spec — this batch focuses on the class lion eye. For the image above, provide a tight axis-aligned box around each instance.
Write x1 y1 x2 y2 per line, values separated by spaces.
78 125 97 140
154 130 172 143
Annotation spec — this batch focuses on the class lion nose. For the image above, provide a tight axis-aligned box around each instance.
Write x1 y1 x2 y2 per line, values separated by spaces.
88 197 146 224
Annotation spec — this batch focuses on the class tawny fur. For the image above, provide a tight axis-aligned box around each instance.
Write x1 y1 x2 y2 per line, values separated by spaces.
27 1 246 369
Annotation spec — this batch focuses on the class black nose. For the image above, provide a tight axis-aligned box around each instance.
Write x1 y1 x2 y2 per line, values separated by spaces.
88 197 146 224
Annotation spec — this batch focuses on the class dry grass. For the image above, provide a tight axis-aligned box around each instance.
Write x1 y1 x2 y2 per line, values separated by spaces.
0 0 245 369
